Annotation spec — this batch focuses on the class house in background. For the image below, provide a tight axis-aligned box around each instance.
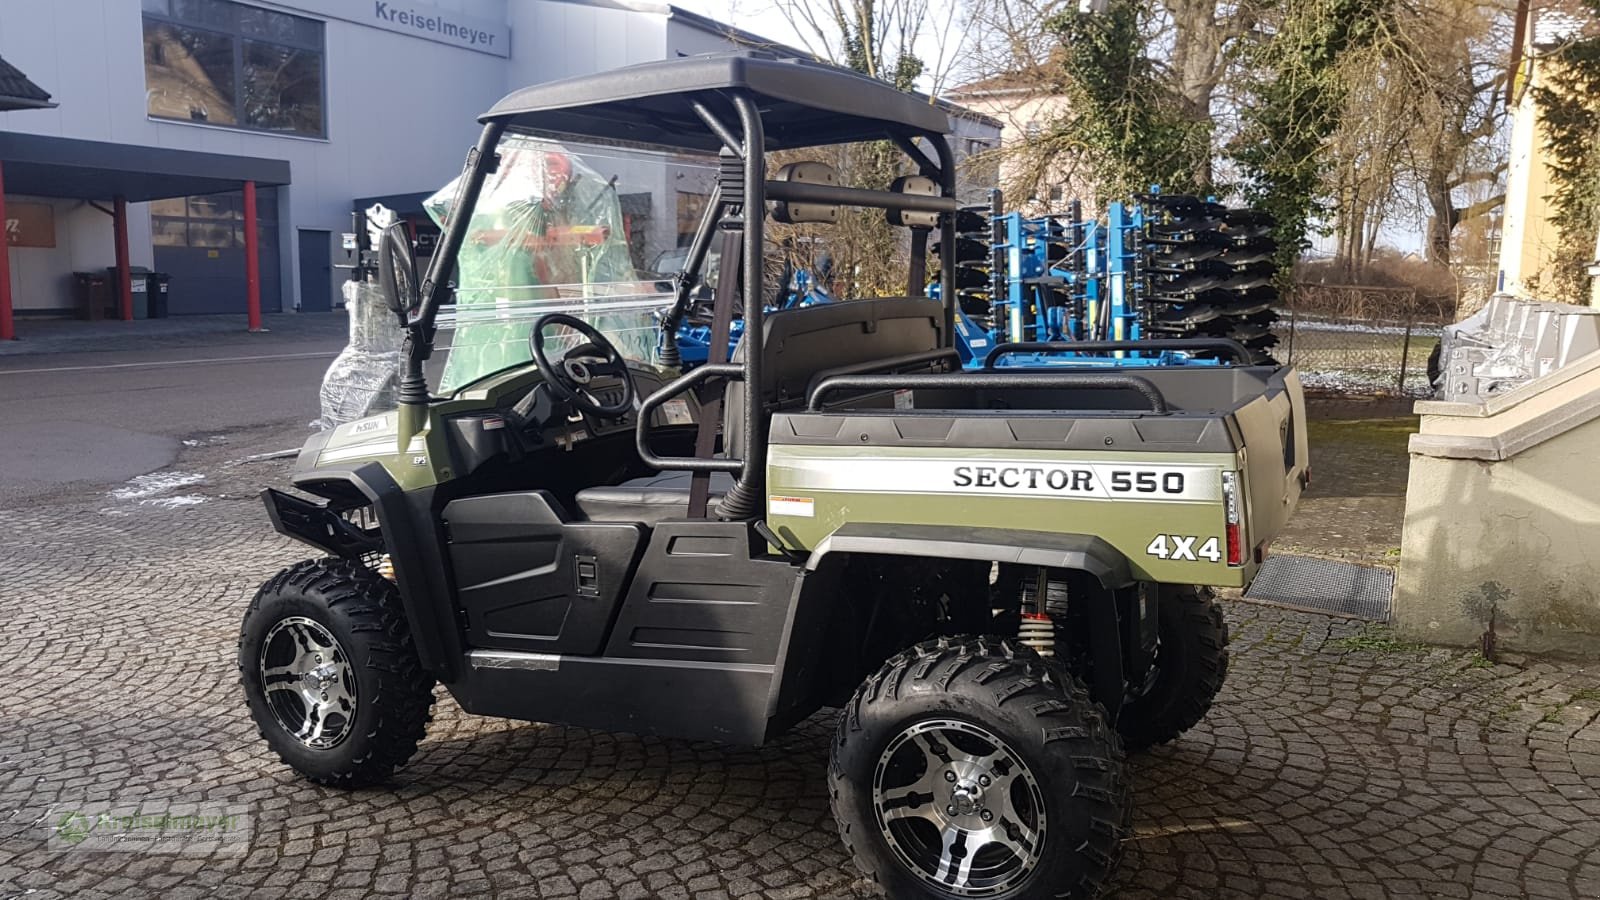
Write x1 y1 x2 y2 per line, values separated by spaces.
1498 0 1600 302
945 63 1088 212
0 0 999 332
0 56 54 113
0 53 56 340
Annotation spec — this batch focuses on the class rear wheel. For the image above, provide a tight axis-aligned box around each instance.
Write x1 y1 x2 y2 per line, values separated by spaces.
239 559 435 787
830 636 1128 899
1117 586 1229 751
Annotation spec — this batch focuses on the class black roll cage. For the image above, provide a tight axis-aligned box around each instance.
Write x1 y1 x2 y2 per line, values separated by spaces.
401 88 961 519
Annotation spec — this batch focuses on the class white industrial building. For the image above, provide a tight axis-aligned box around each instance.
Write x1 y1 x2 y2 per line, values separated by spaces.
0 0 999 326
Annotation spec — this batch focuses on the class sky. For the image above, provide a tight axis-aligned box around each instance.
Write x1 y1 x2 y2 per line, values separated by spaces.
668 0 973 93
671 1 806 50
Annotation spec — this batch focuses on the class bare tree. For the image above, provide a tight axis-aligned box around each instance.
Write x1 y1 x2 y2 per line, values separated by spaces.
1324 0 1510 274
1160 0 1264 189
774 0 972 90
750 0 982 297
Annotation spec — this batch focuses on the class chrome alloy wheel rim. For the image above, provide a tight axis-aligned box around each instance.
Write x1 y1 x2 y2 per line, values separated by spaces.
258 616 357 750
872 719 1047 896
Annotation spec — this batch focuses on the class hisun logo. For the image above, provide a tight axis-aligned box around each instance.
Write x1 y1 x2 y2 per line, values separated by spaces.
373 2 497 48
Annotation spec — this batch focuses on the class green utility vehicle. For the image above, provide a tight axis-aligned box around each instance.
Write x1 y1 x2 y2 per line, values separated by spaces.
241 52 1307 899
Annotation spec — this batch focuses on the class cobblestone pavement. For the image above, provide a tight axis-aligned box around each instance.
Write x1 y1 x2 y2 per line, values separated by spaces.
3 433 1600 899
1271 399 1416 568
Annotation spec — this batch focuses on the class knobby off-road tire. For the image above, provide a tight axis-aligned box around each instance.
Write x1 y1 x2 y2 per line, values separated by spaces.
1116 586 1229 751
830 635 1129 899
239 558 435 788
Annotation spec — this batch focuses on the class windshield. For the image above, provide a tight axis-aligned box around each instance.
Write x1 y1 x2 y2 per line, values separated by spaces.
426 133 717 394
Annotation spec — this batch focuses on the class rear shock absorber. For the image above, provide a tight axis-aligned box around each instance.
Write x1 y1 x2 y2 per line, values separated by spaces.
1017 568 1072 657
1019 612 1055 657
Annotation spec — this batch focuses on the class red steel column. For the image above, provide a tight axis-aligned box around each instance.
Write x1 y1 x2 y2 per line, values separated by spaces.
244 181 262 331
113 194 132 320
0 161 13 340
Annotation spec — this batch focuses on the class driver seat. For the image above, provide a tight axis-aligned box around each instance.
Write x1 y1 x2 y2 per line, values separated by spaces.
572 297 945 526
575 470 735 527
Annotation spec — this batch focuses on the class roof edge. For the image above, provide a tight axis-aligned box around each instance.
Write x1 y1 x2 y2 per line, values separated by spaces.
0 97 59 111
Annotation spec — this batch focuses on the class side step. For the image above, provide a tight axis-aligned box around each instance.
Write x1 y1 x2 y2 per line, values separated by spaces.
450 650 779 745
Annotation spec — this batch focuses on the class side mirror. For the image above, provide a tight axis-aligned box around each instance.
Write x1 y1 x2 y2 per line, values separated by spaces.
377 221 419 324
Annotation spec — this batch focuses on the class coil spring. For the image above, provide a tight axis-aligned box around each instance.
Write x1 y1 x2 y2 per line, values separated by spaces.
375 553 396 582
1019 613 1055 657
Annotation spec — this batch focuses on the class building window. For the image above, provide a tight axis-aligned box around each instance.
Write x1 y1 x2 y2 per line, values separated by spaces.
677 191 710 245
150 189 276 248
142 0 325 138
1024 120 1042 141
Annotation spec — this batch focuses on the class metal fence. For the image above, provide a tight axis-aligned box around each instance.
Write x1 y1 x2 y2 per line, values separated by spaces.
1275 284 1454 396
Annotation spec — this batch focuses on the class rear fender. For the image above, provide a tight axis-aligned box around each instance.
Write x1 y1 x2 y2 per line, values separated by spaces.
764 523 1137 729
802 523 1133 588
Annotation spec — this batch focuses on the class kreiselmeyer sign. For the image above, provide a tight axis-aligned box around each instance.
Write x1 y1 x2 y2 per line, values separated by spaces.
268 0 510 58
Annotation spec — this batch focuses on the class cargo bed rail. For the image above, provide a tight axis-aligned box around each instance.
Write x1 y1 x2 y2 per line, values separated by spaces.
805 371 1169 413
983 338 1253 369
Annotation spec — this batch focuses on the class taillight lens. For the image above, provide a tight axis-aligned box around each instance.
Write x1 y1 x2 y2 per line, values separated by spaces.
1222 471 1244 567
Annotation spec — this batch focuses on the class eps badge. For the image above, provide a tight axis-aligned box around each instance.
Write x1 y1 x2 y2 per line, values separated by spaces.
1146 533 1222 563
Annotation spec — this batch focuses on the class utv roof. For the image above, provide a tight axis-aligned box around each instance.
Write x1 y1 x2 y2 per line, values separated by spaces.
481 51 952 152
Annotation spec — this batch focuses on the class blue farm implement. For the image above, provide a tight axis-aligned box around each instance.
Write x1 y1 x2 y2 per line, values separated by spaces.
934 189 1281 369
663 188 1280 372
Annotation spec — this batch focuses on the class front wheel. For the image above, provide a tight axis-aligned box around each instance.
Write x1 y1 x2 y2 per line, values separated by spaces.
830 636 1128 899
239 559 435 788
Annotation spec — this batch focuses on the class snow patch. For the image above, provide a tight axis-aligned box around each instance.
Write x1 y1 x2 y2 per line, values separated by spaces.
141 494 206 508
110 471 205 502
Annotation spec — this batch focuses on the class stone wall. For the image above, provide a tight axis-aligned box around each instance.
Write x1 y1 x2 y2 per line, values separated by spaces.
1397 425 1600 654
1396 352 1600 655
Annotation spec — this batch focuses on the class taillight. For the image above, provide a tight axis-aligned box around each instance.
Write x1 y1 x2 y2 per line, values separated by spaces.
1222 471 1244 567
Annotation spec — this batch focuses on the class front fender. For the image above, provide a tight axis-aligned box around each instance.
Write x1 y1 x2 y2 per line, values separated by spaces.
270 462 462 682
803 523 1133 588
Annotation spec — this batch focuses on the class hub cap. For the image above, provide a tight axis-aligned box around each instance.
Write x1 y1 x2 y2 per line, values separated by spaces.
258 617 357 750
872 719 1047 896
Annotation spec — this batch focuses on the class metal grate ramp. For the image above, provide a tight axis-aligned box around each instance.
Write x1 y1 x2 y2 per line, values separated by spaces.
1243 554 1393 621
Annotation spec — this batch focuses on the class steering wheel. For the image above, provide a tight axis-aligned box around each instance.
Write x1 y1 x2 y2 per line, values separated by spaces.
529 313 637 419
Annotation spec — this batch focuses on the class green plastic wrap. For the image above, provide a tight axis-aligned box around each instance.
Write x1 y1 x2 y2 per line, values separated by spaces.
426 134 678 394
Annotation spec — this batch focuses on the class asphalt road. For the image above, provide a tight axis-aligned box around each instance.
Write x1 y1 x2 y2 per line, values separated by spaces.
0 341 343 504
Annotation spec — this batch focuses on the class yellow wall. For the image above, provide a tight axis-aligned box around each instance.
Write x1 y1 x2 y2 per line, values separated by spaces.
1499 57 1588 302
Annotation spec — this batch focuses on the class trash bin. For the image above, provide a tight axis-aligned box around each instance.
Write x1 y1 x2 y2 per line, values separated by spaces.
109 266 151 319
72 272 111 321
147 272 171 319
